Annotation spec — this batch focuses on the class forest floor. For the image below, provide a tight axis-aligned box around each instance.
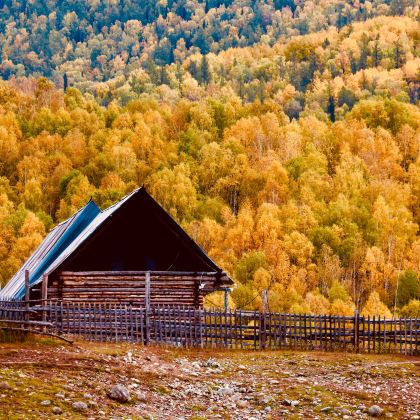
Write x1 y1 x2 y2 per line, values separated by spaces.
0 339 418 419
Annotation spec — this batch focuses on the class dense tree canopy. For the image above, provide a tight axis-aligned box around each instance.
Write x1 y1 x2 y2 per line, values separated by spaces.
0 8 419 316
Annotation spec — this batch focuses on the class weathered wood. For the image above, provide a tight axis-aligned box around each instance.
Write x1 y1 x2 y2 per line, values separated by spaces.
354 310 359 352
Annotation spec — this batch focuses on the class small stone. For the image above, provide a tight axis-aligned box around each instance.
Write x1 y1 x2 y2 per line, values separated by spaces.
0 382 10 390
321 407 332 413
136 391 147 402
55 392 65 399
217 386 234 396
237 400 248 408
206 359 221 369
108 384 130 403
52 406 62 415
41 400 51 406
368 405 383 417
339 408 352 415
411 416 420 420
191 361 201 369
291 400 299 407
265 406 272 412
72 401 88 411
83 393 93 399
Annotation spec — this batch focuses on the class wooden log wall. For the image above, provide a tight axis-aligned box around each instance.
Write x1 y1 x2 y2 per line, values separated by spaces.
46 271 229 307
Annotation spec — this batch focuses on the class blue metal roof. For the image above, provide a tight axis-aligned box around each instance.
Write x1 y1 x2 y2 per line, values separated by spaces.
0 200 100 300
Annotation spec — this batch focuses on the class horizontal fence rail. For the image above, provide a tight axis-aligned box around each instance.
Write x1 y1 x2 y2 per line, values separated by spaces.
0 301 419 355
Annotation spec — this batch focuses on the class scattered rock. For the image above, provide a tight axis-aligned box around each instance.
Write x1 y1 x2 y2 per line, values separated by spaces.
72 401 88 411
217 386 234 396
52 406 63 415
282 399 299 407
205 359 221 369
55 392 65 399
0 382 10 390
136 391 147 402
321 406 332 413
41 400 51 406
368 405 384 417
236 400 248 408
108 384 130 403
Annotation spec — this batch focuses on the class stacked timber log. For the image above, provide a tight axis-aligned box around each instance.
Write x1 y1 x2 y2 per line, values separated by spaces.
45 271 230 307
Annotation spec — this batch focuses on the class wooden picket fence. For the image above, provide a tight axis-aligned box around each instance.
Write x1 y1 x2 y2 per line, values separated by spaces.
1 301 419 355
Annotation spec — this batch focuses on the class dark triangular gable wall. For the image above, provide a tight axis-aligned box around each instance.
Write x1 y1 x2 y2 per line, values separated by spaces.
51 188 221 274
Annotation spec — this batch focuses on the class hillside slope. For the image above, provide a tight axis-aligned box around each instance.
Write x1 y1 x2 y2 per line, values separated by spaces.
0 0 417 83
0 5 419 315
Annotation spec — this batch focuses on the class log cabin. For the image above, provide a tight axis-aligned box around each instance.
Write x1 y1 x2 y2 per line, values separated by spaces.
0 187 233 307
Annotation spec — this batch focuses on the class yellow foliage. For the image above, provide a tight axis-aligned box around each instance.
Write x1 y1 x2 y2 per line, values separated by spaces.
362 292 392 318
330 299 355 316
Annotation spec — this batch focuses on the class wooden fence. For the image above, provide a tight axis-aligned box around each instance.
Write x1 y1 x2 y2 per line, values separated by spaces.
1 301 419 355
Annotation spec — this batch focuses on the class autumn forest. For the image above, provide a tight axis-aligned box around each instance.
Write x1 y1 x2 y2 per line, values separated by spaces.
0 0 419 317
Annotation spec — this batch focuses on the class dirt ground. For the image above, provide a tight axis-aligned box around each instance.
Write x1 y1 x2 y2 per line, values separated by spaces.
0 339 418 419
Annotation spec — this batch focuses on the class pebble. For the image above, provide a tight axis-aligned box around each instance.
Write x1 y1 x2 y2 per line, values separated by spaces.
41 400 51 406
0 382 10 390
217 386 234 396
136 391 147 401
368 405 384 417
237 400 248 408
52 406 63 414
72 401 88 411
321 406 332 413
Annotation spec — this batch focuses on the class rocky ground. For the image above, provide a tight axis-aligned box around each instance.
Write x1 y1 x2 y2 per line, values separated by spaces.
0 339 419 419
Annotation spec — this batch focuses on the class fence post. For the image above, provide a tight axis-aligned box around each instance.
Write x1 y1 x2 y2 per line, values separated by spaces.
261 289 268 350
41 274 48 331
145 271 151 345
354 309 360 353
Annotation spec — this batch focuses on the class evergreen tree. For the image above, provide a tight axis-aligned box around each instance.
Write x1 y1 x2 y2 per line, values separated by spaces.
200 55 211 85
